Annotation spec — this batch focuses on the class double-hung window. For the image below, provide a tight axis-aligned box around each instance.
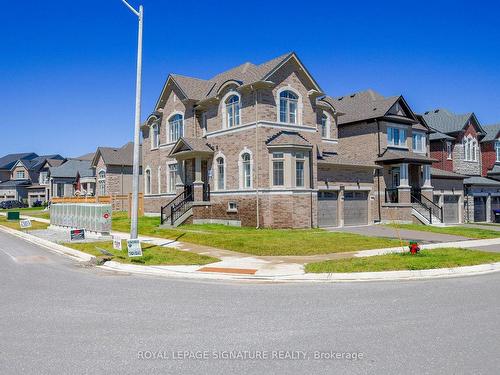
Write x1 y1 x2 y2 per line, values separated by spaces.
241 153 251 188
412 132 426 153
496 141 500 162
295 152 305 187
387 126 407 147
216 157 225 190
464 137 478 162
225 95 240 128
98 170 106 195
168 164 177 193
320 114 329 138
151 124 159 149
16 170 25 179
446 141 453 160
272 152 284 186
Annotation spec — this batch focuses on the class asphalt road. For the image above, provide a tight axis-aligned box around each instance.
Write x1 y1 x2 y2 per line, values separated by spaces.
0 230 499 375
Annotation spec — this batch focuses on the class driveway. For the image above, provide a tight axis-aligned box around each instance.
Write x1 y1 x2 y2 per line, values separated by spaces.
326 224 469 243
463 223 500 232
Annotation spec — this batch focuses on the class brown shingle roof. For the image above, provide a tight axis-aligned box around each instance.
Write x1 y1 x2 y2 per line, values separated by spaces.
376 149 437 164
266 131 312 147
94 142 142 167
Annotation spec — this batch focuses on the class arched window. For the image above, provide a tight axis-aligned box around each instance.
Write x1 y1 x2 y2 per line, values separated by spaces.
98 170 106 195
145 168 151 195
279 90 298 124
216 157 225 190
242 152 251 188
169 114 184 143
226 95 241 128
464 136 478 162
150 123 159 149
320 113 331 138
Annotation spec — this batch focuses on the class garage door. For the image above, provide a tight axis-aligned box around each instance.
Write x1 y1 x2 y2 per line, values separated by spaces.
443 195 459 224
474 196 486 222
344 191 369 226
317 191 338 227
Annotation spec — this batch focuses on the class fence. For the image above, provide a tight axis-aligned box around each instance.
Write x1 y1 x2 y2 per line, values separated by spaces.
51 193 144 217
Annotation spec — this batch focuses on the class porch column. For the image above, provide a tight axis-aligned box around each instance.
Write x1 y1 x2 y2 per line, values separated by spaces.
193 156 204 202
486 194 492 222
422 164 432 188
175 160 185 195
397 163 411 203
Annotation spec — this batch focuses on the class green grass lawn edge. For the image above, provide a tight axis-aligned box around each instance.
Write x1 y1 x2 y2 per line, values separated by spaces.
63 240 220 266
305 248 500 273
386 223 500 239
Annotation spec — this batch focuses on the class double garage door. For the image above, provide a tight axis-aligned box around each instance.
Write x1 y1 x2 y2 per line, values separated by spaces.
318 191 369 227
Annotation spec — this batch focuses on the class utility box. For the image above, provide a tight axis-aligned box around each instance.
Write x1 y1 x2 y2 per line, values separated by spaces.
7 212 20 221
50 203 112 234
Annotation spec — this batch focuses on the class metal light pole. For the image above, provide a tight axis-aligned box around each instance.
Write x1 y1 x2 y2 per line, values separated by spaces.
121 0 143 239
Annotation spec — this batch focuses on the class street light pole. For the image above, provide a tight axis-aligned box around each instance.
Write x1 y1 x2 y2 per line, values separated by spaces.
121 0 143 239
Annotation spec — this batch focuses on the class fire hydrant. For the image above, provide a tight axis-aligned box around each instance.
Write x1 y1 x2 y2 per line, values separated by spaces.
409 241 420 254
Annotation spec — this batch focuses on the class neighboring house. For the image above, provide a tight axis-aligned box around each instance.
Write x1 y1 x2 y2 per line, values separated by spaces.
140 52 462 228
0 153 65 205
423 108 500 222
48 158 96 198
90 142 142 197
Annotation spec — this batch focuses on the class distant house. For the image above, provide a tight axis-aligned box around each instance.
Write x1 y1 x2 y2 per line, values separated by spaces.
49 158 96 198
0 153 65 205
90 142 142 197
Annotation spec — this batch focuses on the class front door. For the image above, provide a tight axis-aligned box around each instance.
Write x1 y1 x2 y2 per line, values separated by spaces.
391 168 400 188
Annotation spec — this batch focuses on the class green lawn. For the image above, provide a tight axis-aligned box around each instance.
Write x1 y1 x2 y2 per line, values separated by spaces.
112 212 402 256
305 248 500 273
0 216 49 230
386 223 500 239
64 240 219 266
0 206 45 212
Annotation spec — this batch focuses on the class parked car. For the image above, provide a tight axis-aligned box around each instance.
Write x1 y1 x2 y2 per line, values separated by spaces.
0 200 28 209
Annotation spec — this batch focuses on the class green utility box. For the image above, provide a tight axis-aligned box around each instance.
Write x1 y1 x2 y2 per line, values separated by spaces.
7 211 20 221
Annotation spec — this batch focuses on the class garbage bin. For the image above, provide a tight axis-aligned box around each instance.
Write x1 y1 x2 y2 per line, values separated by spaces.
494 209 500 223
7 211 20 221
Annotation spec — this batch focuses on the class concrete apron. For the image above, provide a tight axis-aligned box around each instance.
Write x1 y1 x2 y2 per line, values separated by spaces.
2 224 500 283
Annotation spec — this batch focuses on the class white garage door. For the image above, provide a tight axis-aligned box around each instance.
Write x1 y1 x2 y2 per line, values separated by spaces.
317 191 338 227
344 191 369 226
443 195 459 224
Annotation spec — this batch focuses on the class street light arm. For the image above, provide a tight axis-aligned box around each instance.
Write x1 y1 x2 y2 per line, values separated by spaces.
121 0 140 17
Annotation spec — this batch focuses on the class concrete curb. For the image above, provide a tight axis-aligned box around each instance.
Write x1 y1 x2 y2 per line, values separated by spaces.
98 260 500 283
0 225 95 262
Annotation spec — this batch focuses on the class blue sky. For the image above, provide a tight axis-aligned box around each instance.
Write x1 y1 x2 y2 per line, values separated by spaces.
2 0 500 157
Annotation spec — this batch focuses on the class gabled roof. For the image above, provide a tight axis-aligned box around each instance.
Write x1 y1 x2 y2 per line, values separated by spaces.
74 152 95 161
421 108 485 136
0 153 38 170
154 52 321 110
326 89 419 125
92 142 141 167
265 131 312 148
49 159 95 179
481 124 500 143
168 137 214 157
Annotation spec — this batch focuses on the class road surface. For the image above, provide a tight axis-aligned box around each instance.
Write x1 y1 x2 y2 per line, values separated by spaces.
0 230 499 374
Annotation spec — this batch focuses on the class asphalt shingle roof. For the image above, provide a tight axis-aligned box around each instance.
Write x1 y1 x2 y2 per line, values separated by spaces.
265 131 312 147
421 108 475 134
49 159 94 179
375 149 436 164
0 153 38 170
324 89 402 125
95 142 141 166
481 124 500 142
429 131 455 141
463 176 500 186
430 167 466 179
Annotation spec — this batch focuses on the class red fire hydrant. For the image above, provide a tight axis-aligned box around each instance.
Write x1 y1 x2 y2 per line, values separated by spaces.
409 241 420 254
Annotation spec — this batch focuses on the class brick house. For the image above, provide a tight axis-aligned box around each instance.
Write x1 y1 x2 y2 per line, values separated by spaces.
0 153 65 205
423 109 500 222
90 142 142 210
48 158 95 198
141 53 462 228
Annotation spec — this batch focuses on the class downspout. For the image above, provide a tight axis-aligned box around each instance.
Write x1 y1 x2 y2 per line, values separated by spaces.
375 119 382 222
253 85 260 228
310 145 314 228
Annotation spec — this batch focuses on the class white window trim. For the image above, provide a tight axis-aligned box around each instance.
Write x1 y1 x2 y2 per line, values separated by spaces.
271 151 285 187
220 91 241 129
463 135 478 162
320 112 332 139
144 167 152 195
97 168 106 195
157 166 162 194
495 140 500 163
214 152 226 191
387 124 409 148
167 111 184 143
412 131 427 154
150 123 159 150
238 148 253 189
276 86 303 126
